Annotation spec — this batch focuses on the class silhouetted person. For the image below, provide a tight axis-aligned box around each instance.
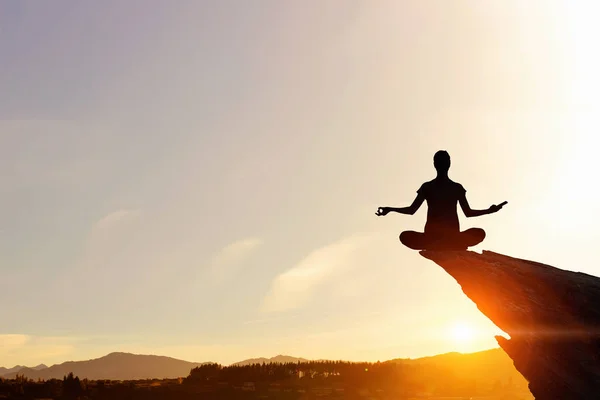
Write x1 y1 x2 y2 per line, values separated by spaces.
376 151 506 251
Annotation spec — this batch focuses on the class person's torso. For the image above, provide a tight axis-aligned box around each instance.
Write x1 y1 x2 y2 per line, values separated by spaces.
422 179 463 234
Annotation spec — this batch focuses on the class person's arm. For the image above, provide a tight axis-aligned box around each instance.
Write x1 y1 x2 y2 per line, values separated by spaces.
459 193 504 217
376 193 425 216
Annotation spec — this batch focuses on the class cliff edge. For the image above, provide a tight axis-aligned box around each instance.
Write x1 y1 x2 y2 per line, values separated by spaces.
421 250 600 400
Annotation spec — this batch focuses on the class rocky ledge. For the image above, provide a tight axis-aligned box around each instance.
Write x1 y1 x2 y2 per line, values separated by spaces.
421 250 600 400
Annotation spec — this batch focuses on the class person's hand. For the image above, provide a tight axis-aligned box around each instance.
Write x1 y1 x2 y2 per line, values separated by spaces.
375 207 390 216
488 203 503 213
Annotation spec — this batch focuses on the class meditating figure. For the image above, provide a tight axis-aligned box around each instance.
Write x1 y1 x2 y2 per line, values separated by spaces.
376 150 506 251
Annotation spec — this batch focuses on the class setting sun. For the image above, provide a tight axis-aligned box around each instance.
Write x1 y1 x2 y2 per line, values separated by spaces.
451 322 475 344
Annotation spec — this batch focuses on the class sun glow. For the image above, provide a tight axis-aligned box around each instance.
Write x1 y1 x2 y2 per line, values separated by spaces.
450 322 475 345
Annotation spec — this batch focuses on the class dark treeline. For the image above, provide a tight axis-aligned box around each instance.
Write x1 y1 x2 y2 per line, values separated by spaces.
0 361 531 400
186 361 414 390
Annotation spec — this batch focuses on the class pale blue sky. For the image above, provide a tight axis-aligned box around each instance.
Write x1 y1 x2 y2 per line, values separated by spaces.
2 1 600 366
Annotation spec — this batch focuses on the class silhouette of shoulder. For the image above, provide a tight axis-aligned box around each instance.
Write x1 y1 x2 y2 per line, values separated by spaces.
417 179 466 199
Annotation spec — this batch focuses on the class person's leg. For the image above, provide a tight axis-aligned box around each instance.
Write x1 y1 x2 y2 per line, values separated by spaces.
399 231 429 250
460 228 486 248
401 230 482 251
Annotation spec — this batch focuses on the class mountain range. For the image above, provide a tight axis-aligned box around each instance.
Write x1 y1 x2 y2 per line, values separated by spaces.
0 364 47 377
1 348 526 385
1 353 206 381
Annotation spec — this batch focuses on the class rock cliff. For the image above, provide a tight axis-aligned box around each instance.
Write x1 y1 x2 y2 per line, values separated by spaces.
421 250 600 400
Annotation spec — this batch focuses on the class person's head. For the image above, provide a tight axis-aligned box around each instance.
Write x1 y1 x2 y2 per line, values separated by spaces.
433 150 451 173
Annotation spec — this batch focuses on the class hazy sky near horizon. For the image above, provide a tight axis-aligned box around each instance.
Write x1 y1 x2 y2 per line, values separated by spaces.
2 1 600 367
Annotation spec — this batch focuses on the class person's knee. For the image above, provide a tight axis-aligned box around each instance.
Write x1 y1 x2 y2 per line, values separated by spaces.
460 228 486 248
399 231 411 244
468 228 486 244
400 231 424 250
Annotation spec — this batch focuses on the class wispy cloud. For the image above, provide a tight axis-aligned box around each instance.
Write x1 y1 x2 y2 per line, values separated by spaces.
209 237 263 283
0 335 77 367
94 209 142 231
55 208 146 291
260 233 377 313
0 334 30 352
77 209 143 270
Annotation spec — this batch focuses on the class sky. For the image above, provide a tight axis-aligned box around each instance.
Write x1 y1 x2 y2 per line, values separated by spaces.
2 1 600 367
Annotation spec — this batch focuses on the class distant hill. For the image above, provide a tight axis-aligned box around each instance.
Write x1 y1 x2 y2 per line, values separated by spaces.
388 348 530 392
0 364 47 376
233 355 308 366
2 353 206 380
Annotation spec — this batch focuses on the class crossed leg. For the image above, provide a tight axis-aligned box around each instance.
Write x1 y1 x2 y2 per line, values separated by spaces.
399 228 486 251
